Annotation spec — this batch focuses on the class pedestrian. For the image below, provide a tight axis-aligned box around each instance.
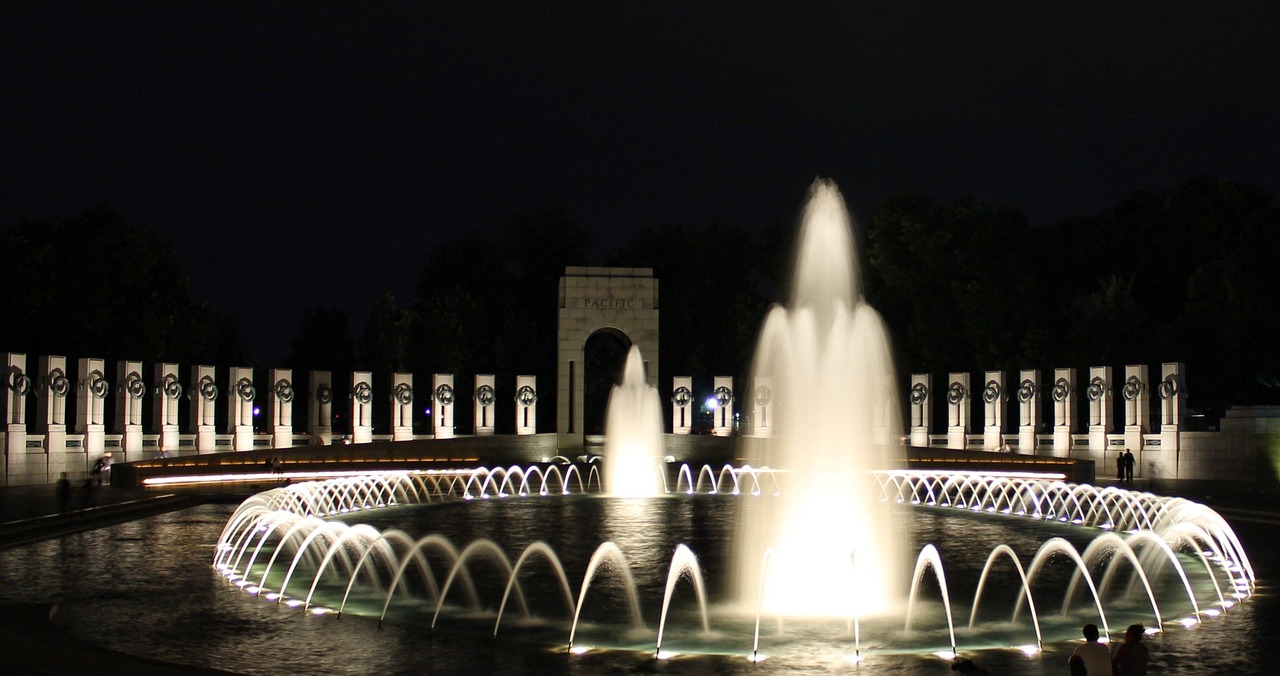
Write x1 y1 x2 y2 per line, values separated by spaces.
1112 623 1149 675
1123 449 1136 483
1069 655 1087 676
1071 623 1112 675
79 478 96 511
1117 450 1125 481
57 472 72 515
92 457 106 485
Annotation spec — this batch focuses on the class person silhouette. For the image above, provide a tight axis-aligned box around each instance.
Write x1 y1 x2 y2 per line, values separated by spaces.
1112 623 1149 675
56 472 72 515
1123 449 1136 483
1117 451 1126 481
1071 623 1112 675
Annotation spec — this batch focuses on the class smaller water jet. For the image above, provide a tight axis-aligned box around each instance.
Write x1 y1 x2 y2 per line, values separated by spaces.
602 346 665 497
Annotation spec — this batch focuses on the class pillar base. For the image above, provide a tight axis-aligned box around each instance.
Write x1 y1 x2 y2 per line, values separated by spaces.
909 427 928 448
1052 427 1072 457
1018 427 1036 454
946 427 965 450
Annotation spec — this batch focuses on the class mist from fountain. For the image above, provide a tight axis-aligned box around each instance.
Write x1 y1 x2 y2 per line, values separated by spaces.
603 345 665 497
735 179 907 617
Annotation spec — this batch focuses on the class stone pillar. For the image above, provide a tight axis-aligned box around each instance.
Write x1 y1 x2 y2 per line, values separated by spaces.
671 376 693 435
391 373 414 441
308 371 333 445
750 376 772 438
4 353 32 459
1050 367 1075 455
228 366 255 451
38 355 71 456
153 362 182 456
1016 369 1039 453
1121 364 1150 458
711 376 734 436
980 371 1004 450
908 373 931 448
115 360 146 458
269 368 294 450
77 359 110 456
1086 366 1113 453
515 375 537 435
189 365 217 452
350 371 373 444
474 374 495 436
432 374 455 439
1158 362 1186 453
945 372 970 449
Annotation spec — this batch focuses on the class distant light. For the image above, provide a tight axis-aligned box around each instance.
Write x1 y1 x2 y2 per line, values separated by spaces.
705 397 718 410
252 406 260 416
1018 644 1040 656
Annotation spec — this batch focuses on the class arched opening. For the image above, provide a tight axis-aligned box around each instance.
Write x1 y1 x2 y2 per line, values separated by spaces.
583 328 632 437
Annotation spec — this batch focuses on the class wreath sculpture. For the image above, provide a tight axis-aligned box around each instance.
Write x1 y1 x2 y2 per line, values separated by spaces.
981 380 1002 405
274 378 295 404
162 373 184 401
1016 379 1036 403
909 382 929 406
1051 377 1072 404
7 370 32 397
433 383 454 406
124 371 147 400
946 381 967 406
353 381 373 406
1121 375 1144 402
89 370 110 400
46 368 70 398
516 385 537 406
315 383 333 406
1086 377 1107 402
474 384 494 407
1157 374 1180 400
394 382 415 406
235 377 256 403
713 386 734 408
197 375 218 402
671 386 692 408
754 385 771 407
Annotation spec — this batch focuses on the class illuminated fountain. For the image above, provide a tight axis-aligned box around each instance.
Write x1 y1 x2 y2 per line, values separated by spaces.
206 180 1259 671
602 345 665 497
735 179 905 618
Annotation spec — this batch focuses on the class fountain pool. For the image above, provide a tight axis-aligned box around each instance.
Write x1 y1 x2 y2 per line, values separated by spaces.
206 467 1255 672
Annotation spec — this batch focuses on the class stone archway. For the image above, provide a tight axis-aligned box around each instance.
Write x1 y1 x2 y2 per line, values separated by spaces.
556 267 659 450
582 328 631 437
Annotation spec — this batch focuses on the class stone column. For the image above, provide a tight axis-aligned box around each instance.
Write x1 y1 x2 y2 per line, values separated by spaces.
1158 362 1186 454
980 371 1004 450
908 374 931 448
228 367 255 451
350 371 373 444
474 374 495 436
115 360 146 458
431 374 455 439
189 365 217 452
1016 369 1039 453
153 362 182 456
671 376 693 435
1050 367 1075 456
515 375 537 435
945 372 970 450
391 373 414 441
712 376 734 436
4 353 32 459
750 376 772 438
1086 366 1113 453
1121 364 1150 459
309 371 333 445
270 368 294 450
38 355 70 456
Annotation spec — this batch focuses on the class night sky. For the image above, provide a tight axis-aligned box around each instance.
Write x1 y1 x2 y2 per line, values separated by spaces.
4 3 1279 362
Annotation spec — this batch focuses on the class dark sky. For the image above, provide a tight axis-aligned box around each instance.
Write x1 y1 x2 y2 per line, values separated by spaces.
4 2 1279 363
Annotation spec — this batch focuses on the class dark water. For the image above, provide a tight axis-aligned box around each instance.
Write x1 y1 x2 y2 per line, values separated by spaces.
0 495 1276 675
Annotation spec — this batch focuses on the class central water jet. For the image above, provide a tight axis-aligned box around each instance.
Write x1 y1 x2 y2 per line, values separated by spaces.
735 179 906 617
603 345 665 497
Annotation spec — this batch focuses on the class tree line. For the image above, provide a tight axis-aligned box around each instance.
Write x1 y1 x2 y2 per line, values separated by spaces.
4 176 1278 431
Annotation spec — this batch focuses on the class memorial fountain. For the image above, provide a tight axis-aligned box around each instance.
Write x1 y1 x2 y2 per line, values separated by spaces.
206 180 1258 671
